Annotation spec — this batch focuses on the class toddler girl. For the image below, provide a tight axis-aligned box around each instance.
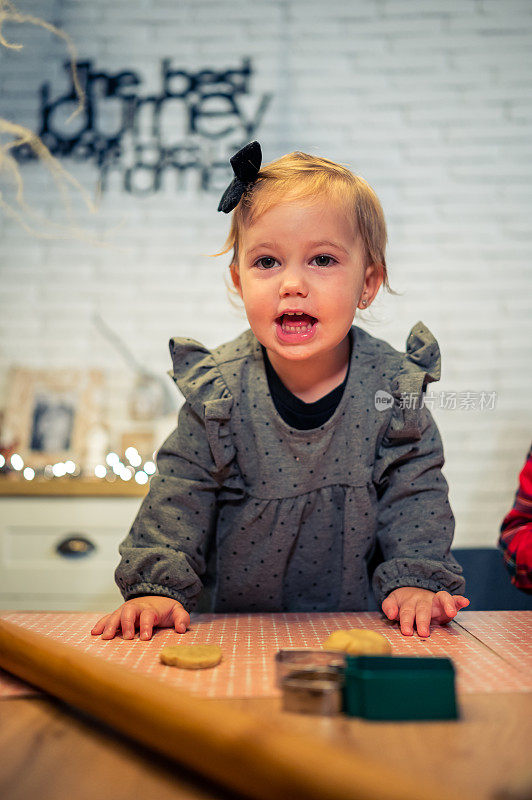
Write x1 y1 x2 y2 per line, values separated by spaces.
92 141 469 643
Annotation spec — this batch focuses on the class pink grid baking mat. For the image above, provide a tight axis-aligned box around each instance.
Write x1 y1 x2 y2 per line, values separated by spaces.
455 611 532 677
1 611 531 700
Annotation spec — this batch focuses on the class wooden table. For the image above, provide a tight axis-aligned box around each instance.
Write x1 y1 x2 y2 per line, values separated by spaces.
1 611 531 800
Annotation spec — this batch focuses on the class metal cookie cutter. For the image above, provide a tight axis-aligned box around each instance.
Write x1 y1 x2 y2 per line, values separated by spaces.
275 649 346 716
281 667 344 715
275 647 345 687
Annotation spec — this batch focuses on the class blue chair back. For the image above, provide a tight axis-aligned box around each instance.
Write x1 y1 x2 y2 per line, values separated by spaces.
452 548 532 611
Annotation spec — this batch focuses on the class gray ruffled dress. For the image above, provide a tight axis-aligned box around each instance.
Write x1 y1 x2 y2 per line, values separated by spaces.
115 321 465 613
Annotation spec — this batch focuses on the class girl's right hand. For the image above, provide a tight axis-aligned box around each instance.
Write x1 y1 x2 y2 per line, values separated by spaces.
90 596 190 641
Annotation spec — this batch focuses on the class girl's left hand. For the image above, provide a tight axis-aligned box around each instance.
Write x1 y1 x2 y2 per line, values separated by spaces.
381 587 470 638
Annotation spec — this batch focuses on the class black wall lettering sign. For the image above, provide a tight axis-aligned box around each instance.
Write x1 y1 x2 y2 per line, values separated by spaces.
14 58 271 196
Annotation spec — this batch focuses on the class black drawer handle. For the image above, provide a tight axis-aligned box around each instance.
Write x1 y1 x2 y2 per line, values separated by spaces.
56 535 96 558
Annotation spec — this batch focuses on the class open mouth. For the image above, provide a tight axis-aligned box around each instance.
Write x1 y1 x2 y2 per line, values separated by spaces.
276 312 318 333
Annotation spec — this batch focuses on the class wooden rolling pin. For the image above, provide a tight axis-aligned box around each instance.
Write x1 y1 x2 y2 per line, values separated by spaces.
0 618 454 800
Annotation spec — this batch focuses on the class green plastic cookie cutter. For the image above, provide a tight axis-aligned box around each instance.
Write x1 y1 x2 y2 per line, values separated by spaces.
343 655 458 721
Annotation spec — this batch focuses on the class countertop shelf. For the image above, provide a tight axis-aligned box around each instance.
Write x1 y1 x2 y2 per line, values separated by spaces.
0 477 148 497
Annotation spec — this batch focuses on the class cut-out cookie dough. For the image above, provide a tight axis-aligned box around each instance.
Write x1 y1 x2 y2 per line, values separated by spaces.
159 644 223 669
322 628 392 656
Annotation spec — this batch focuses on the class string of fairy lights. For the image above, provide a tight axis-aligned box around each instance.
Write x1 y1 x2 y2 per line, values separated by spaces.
0 447 157 485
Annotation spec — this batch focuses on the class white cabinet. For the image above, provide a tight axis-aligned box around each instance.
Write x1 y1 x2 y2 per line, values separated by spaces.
0 496 142 611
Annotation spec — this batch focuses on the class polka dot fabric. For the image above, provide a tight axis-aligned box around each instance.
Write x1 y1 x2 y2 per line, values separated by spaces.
116 322 464 614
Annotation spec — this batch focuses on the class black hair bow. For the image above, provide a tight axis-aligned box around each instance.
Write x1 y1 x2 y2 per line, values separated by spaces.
217 140 262 213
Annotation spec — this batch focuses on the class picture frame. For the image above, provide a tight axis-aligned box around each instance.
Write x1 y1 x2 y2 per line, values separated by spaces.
1 367 104 469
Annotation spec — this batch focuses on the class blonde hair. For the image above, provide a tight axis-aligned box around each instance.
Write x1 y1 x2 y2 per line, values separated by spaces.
214 150 395 300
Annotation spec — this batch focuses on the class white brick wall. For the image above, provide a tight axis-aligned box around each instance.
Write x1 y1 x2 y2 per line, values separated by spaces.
1 0 531 547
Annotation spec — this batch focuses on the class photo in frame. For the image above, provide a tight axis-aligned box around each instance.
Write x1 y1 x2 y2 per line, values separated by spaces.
1 368 105 469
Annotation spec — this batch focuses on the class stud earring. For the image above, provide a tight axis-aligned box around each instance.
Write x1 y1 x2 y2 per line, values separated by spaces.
360 299 368 307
